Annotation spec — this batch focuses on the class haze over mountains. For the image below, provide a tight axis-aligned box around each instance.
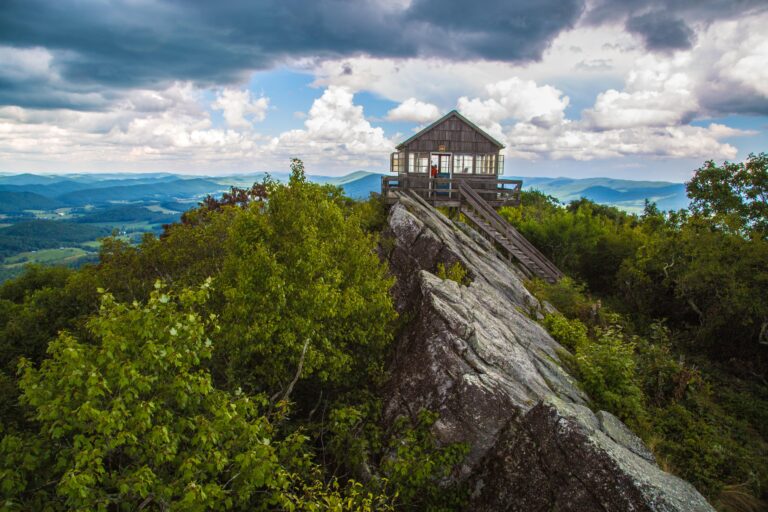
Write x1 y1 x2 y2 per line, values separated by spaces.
0 170 689 282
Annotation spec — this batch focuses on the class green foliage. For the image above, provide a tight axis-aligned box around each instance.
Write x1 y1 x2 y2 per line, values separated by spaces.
500 192 641 294
218 160 396 396
532 270 768 506
542 313 588 352
651 393 768 503
542 313 646 427
0 265 98 390
322 402 469 511
380 411 469 511
527 277 594 320
617 212 768 359
436 261 470 286
5 282 297 510
575 325 647 428
687 153 768 237
0 159 471 511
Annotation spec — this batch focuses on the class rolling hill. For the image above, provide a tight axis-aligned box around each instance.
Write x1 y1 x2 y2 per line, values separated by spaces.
509 176 689 212
0 191 64 213
56 178 225 205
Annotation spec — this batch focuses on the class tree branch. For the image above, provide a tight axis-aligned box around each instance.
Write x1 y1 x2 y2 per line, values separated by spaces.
280 339 310 403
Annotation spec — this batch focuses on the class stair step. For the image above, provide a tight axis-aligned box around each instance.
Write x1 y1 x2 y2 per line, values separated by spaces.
459 195 563 282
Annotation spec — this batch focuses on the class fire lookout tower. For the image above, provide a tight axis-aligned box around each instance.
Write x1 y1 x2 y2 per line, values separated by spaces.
381 110 563 283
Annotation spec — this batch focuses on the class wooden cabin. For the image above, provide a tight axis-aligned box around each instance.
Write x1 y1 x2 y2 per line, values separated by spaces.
382 110 521 207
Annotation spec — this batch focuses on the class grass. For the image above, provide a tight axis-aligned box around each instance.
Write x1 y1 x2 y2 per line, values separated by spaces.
3 247 92 267
145 204 181 214
25 208 76 220
1 246 100 283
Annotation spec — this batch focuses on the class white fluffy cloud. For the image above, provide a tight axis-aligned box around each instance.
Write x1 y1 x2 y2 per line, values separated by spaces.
693 14 768 114
504 121 748 161
0 83 273 172
583 54 699 130
212 88 269 129
386 98 440 123
457 77 569 136
0 82 395 173
447 64 749 163
273 86 392 170
307 24 641 106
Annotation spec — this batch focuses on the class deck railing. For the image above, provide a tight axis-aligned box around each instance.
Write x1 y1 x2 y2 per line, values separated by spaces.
381 175 522 207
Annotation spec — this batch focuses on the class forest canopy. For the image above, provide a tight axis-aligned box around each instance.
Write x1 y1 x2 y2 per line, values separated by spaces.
0 155 766 510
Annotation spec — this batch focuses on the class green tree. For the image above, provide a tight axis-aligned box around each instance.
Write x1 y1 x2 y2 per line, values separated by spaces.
218 159 396 398
687 152 768 237
4 282 305 510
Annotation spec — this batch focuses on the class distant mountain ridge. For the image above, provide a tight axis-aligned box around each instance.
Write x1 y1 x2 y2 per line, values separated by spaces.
509 176 689 212
0 171 689 212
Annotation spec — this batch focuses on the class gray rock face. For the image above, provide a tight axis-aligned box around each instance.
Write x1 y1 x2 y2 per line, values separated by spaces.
381 192 714 511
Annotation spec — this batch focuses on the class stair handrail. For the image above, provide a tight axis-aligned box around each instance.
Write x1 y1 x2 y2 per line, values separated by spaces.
458 182 564 280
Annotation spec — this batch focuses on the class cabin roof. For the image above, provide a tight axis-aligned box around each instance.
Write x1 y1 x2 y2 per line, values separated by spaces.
395 110 505 151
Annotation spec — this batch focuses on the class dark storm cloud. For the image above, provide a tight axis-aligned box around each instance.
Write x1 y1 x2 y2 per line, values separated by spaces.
405 0 584 61
586 0 767 51
0 0 584 109
626 12 695 51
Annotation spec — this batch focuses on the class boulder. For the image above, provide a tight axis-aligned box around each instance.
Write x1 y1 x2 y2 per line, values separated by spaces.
381 192 714 511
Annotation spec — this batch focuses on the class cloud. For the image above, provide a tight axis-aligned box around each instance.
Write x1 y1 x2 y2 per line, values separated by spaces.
583 55 698 129
626 13 695 51
457 77 569 138
386 98 440 123
0 83 269 171
447 62 749 163
0 0 585 110
504 120 748 161
584 0 768 52
0 82 393 173
272 86 392 169
212 89 269 129
309 25 643 107
693 14 768 115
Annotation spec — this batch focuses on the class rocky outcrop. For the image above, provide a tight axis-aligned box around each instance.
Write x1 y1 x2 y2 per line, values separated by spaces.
381 192 714 511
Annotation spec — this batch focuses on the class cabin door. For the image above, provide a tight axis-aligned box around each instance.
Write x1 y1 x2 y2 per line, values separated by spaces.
430 153 452 198
430 153 452 177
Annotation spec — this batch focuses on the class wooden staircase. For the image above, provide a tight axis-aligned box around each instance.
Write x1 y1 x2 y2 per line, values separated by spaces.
457 182 564 283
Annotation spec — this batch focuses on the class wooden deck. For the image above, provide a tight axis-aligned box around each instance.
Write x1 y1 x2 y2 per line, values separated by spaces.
382 175 522 208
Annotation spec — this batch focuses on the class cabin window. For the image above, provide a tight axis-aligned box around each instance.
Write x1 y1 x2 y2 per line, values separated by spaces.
390 152 403 173
497 154 505 175
475 155 491 174
410 152 429 173
452 154 474 174
475 155 503 174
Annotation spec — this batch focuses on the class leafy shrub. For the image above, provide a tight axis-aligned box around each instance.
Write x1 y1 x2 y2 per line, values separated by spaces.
576 326 648 428
436 261 469 286
527 277 594 320
541 312 646 428
380 410 469 511
6 282 292 509
542 313 588 352
325 404 469 512
218 160 397 397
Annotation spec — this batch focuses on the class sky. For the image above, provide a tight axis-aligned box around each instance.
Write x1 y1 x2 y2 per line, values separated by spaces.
1 0 767 181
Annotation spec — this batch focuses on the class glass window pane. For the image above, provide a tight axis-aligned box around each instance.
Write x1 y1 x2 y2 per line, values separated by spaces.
413 152 428 173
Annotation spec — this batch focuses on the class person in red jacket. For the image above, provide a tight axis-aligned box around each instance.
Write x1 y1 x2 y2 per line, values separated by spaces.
429 163 438 197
